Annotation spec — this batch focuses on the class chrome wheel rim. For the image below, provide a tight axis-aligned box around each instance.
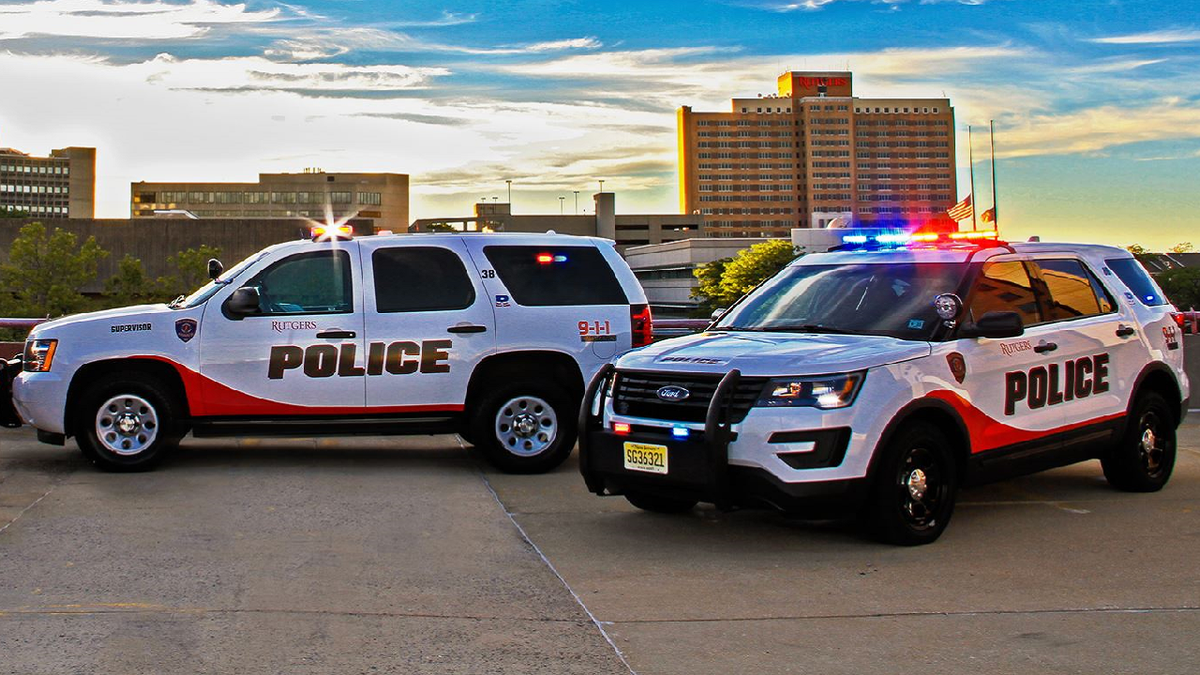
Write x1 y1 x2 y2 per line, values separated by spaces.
495 396 557 457
897 446 946 531
1138 410 1166 478
95 395 158 456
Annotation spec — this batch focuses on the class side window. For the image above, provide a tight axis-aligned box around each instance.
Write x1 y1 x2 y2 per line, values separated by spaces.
966 261 1042 326
482 245 628 306
1105 257 1168 306
373 247 475 312
243 250 352 315
1034 259 1115 321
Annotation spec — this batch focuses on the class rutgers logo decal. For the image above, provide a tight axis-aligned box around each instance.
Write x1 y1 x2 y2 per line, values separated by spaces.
175 319 197 343
946 352 966 384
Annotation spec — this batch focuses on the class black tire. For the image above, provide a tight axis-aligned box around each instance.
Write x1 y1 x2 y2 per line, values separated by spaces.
625 491 698 514
75 376 183 472
469 379 577 474
1102 391 1176 492
865 421 958 546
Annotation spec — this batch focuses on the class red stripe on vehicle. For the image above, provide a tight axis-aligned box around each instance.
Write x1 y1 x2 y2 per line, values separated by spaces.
925 390 1124 454
130 356 464 417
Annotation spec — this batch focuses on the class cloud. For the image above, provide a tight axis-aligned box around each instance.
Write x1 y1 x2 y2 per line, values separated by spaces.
1089 29 1200 45
748 0 993 10
998 100 1200 158
0 0 282 41
138 53 449 92
384 11 477 28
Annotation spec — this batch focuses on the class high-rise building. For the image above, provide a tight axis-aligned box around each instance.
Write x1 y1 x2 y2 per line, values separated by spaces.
678 71 957 237
0 144 96 218
131 171 409 233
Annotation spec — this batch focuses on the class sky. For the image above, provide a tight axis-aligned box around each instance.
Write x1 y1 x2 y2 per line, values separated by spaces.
0 0 1198 250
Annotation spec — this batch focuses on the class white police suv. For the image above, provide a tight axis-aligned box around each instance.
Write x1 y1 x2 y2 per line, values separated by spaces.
580 232 1189 545
2 226 652 473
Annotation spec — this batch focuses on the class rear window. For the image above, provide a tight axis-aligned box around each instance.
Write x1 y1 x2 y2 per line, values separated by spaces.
1034 259 1115 320
483 245 628 306
373 247 475 312
1106 258 1168 306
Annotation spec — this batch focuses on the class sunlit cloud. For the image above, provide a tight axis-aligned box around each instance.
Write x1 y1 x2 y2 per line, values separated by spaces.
998 100 1200 158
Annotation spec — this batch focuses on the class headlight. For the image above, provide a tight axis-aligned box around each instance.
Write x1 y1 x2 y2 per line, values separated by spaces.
756 372 864 409
23 339 58 372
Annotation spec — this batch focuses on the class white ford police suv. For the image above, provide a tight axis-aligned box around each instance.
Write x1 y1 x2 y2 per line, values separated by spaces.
2 227 651 473
580 232 1189 545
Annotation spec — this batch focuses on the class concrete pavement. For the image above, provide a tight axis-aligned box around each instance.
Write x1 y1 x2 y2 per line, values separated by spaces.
2 419 1199 674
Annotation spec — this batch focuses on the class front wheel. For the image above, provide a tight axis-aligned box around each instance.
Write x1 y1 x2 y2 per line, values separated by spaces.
865 422 958 546
1102 391 1176 492
469 380 577 474
76 376 182 472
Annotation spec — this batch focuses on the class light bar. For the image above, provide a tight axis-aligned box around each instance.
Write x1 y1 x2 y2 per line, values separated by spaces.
311 224 353 241
840 230 1002 248
536 253 569 264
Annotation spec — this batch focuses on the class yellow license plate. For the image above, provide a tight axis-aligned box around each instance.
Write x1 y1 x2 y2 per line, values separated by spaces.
623 442 668 475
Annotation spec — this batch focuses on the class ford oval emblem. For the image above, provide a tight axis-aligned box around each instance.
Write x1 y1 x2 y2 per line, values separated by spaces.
657 385 691 402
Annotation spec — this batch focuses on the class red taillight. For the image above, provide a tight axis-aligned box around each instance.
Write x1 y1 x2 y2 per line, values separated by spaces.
630 304 653 347
612 422 631 435
1171 311 1186 329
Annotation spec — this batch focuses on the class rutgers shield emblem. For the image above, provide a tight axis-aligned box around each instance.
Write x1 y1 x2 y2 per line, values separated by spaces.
175 319 197 343
947 352 966 384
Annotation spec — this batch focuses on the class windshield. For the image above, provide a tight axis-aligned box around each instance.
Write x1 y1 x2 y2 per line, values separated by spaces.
173 252 269 309
714 262 969 340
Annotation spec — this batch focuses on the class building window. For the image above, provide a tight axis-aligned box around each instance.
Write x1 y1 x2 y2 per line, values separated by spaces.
330 191 352 204
358 192 382 206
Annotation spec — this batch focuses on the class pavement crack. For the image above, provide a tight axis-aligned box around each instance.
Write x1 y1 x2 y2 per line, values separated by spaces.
0 481 59 537
0 605 601 623
465 438 638 675
611 605 1200 625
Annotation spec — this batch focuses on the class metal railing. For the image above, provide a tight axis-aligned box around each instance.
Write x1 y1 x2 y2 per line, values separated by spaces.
0 318 46 330
651 318 711 340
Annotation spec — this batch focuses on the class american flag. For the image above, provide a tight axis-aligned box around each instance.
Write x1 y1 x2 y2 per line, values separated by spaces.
980 207 995 223
947 195 973 221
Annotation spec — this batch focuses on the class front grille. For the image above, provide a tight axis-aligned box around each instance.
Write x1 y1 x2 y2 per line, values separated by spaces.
612 371 766 423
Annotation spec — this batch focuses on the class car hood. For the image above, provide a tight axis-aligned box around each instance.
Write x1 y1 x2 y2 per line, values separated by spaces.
32 304 172 335
617 330 931 376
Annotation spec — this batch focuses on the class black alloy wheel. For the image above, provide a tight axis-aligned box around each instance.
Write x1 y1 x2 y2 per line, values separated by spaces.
1103 391 1176 492
867 422 958 546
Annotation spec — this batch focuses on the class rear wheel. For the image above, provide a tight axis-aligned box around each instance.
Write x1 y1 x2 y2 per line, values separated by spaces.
470 379 577 474
1102 391 1176 492
75 376 182 472
865 422 958 546
625 491 698 514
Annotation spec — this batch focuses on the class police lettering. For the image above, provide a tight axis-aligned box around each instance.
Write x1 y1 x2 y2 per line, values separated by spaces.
1003 353 1109 415
268 340 452 379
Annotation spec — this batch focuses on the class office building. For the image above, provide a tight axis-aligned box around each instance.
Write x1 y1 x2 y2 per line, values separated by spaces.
0 144 96 218
131 171 409 233
410 192 704 253
678 71 957 237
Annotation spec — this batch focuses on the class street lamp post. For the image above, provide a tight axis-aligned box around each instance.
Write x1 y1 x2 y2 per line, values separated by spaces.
573 190 579 214
559 196 565 214
505 179 512 205
598 179 605 193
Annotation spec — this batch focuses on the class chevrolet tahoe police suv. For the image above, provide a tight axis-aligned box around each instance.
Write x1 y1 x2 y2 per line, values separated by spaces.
580 233 1188 545
2 228 652 473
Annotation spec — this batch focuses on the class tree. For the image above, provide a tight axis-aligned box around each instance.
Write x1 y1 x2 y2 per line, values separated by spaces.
692 240 798 312
691 256 732 312
1169 242 1194 254
104 254 157 307
156 245 222 298
0 221 108 317
1156 267 1200 309
1125 244 1147 255
718 239 798 302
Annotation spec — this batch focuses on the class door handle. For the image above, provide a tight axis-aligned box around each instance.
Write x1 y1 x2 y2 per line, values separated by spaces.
1033 341 1057 354
316 330 356 339
447 324 487 334
1115 325 1136 338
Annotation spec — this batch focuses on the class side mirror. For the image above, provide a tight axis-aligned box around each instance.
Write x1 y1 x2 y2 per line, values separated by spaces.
959 310 1024 339
207 258 224 280
223 287 260 319
710 308 726 322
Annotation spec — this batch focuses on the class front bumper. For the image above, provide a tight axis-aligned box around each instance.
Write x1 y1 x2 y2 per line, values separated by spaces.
578 365 869 514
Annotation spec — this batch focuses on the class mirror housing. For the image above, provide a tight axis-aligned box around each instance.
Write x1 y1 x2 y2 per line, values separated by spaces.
207 258 224 280
710 308 726 322
223 287 260 319
959 311 1024 339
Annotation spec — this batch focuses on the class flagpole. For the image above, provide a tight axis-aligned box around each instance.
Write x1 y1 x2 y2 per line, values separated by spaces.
968 125 978 232
990 119 998 234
